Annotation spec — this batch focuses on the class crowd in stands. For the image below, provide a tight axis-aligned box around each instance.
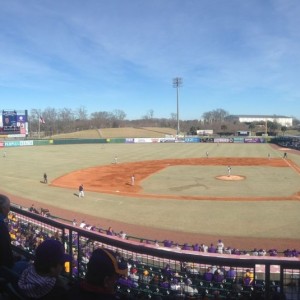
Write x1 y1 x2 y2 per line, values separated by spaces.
0 194 295 299
21 203 300 259
273 137 300 151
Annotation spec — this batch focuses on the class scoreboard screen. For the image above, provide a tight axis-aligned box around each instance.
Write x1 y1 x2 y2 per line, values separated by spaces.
0 110 28 136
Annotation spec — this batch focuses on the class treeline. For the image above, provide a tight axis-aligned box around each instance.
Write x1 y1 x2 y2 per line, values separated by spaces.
29 107 299 136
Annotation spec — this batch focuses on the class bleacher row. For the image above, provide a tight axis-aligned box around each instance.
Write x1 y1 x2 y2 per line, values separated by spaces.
25 204 299 259
272 136 300 151
2 205 300 299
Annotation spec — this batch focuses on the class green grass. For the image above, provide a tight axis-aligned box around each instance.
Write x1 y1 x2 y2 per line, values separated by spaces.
142 165 299 197
1 143 300 241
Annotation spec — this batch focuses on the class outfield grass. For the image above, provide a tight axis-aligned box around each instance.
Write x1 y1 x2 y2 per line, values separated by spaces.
1 143 300 241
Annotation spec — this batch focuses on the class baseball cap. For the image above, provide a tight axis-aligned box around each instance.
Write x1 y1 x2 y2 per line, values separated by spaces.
87 248 128 277
35 239 72 267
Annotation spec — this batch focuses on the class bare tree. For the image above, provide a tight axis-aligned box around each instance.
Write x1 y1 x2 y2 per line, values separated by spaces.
75 106 88 121
202 109 229 123
90 111 114 128
112 109 126 128
142 109 154 120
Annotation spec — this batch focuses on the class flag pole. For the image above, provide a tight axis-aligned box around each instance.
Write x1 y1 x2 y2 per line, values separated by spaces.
38 116 40 139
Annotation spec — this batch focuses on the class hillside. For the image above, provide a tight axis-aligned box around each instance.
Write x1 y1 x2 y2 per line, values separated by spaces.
50 127 177 139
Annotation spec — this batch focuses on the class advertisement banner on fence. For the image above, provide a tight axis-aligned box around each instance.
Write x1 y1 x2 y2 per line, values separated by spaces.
5 141 20 147
233 137 245 143
244 138 264 143
160 138 176 143
125 138 135 143
176 137 185 143
0 141 4 148
20 140 34 146
185 137 201 143
150 138 161 143
134 138 161 143
214 138 234 143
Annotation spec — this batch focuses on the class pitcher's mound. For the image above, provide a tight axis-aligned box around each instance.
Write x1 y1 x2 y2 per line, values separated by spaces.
216 175 245 181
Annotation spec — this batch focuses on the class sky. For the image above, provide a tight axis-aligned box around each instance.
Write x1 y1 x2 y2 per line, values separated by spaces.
1 0 300 120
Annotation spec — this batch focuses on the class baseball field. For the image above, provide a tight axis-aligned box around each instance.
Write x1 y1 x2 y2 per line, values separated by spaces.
1 142 300 251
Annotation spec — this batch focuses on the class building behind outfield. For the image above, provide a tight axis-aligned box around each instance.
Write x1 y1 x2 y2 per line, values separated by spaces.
226 114 293 127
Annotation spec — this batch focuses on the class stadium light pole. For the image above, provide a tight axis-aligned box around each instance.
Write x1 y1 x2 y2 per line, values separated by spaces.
173 77 183 135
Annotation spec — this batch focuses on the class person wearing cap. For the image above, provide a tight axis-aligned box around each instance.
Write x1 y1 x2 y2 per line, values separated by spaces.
66 247 128 299
18 239 72 299
128 267 139 286
0 194 14 269
139 269 151 284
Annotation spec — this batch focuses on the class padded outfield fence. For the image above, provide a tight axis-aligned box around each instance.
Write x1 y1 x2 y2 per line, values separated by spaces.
9 205 300 300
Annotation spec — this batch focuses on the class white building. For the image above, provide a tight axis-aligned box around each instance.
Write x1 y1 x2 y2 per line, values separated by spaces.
226 115 293 127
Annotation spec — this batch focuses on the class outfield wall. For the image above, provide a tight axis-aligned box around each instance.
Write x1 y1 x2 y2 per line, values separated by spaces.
0 136 267 148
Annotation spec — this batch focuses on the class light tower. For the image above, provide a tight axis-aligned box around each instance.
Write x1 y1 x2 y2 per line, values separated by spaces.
172 77 183 135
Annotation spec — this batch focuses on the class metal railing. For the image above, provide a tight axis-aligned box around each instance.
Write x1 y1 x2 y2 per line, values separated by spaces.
9 206 300 299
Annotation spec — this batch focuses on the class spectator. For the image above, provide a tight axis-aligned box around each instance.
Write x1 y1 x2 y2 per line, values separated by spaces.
118 231 126 239
0 194 14 268
216 239 224 254
29 204 39 214
192 243 200 252
170 278 180 291
292 249 299 257
182 243 191 251
128 267 139 286
268 249 278 256
243 269 254 286
201 243 208 252
140 269 151 284
106 226 114 236
163 263 174 277
258 249 267 256
66 248 128 299
203 266 214 282
226 267 237 281
224 247 232 254
183 278 198 296
208 243 216 253
213 268 225 283
18 239 72 299
163 240 173 247
79 220 86 228
159 276 170 289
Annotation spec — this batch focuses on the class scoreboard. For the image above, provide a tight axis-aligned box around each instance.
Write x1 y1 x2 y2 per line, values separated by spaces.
0 110 28 136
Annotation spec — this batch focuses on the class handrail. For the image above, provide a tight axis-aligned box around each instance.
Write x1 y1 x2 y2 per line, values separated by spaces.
9 206 300 299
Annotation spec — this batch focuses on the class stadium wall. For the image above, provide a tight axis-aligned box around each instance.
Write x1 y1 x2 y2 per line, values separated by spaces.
0 136 268 148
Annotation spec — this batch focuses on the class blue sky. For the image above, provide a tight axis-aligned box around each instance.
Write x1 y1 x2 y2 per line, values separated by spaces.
1 0 300 120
